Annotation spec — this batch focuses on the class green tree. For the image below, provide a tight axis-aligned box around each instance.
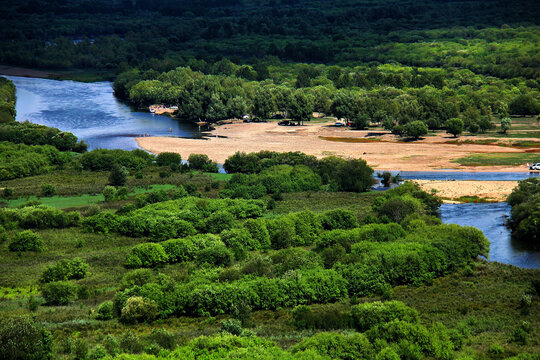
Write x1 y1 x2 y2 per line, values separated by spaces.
500 117 512 133
445 118 464 137
288 91 314 125
404 121 428 140
0 317 53 360
109 165 128 187
336 159 374 193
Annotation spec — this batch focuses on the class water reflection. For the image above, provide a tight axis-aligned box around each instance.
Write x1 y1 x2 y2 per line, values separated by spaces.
441 202 540 269
5 75 199 150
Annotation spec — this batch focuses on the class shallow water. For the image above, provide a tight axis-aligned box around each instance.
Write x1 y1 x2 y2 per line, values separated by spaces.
441 203 540 269
5 75 199 150
389 170 539 181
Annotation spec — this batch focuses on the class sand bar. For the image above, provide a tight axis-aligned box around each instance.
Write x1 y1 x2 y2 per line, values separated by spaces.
413 180 518 202
136 121 536 172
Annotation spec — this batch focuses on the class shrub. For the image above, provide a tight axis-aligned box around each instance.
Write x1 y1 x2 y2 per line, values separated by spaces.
351 301 419 332
377 196 422 223
266 216 296 249
292 332 374 360
42 281 78 305
336 159 374 192
243 218 271 249
9 230 44 252
320 208 358 230
156 152 182 167
82 213 118 234
40 184 56 197
102 186 117 202
203 210 235 234
119 330 144 353
188 153 218 172
445 118 464 137
0 205 80 230
221 318 243 335
292 303 352 330
404 120 428 139
125 243 168 268
39 257 89 283
0 317 53 360
195 244 233 267
120 269 156 289
120 296 158 324
271 247 322 276
73 338 89 360
109 164 129 186
96 301 115 320
148 328 176 350
220 228 259 260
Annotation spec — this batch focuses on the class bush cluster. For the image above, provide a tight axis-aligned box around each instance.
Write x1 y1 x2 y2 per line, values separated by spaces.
39 258 89 283
0 205 80 229
8 230 44 252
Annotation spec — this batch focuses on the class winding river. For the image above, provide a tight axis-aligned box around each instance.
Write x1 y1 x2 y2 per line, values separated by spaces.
3 75 539 268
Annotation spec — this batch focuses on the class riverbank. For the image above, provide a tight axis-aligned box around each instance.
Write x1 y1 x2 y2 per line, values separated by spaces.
0 65 113 82
136 121 537 172
414 180 517 203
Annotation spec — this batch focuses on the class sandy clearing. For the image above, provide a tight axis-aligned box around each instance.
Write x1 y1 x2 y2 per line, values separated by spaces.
413 180 518 202
136 121 536 172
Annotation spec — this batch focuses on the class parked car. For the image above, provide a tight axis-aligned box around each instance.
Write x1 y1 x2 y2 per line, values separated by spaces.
278 120 290 126
529 163 540 170
334 122 345 127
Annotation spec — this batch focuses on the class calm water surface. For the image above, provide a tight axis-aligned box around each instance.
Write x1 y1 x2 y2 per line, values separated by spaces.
441 203 540 269
6 75 199 150
5 75 539 268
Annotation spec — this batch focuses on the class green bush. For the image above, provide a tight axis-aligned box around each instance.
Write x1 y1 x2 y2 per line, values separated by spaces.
102 186 117 202
109 164 129 186
120 269 156 289
0 206 80 230
377 195 422 223
120 296 158 324
320 208 358 230
266 216 296 249
404 120 429 139
351 300 419 332
292 303 352 330
203 210 235 234
220 318 243 335
125 243 168 268
292 332 374 360
188 153 219 172
9 230 44 252
40 184 56 197
96 301 115 320
336 159 374 192
42 281 78 305
271 247 322 276
243 218 271 249
156 152 182 167
220 228 259 260
148 328 177 350
39 257 89 283
0 317 53 360
195 244 233 267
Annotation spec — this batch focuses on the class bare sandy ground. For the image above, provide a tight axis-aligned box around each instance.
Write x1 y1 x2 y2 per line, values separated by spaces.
413 180 518 202
136 121 535 172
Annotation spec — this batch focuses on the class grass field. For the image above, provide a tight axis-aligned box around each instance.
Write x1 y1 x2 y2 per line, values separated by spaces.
453 153 540 166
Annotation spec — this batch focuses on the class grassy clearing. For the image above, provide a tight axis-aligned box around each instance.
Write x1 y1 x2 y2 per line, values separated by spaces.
453 153 540 166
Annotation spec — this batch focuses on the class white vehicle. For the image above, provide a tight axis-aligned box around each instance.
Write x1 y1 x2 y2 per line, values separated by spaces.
529 163 540 171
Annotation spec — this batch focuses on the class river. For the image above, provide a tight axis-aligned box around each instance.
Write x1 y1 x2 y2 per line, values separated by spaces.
3 75 538 269
6 75 199 150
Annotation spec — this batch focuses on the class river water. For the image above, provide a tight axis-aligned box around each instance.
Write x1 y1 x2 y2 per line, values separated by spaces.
5 75 199 150
3 75 538 268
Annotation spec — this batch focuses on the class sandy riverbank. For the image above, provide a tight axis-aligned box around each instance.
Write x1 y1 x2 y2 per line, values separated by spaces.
413 180 518 202
136 121 535 172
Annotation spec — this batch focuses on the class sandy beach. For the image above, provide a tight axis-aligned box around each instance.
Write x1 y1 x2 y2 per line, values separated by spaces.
136 121 536 172
413 180 518 202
